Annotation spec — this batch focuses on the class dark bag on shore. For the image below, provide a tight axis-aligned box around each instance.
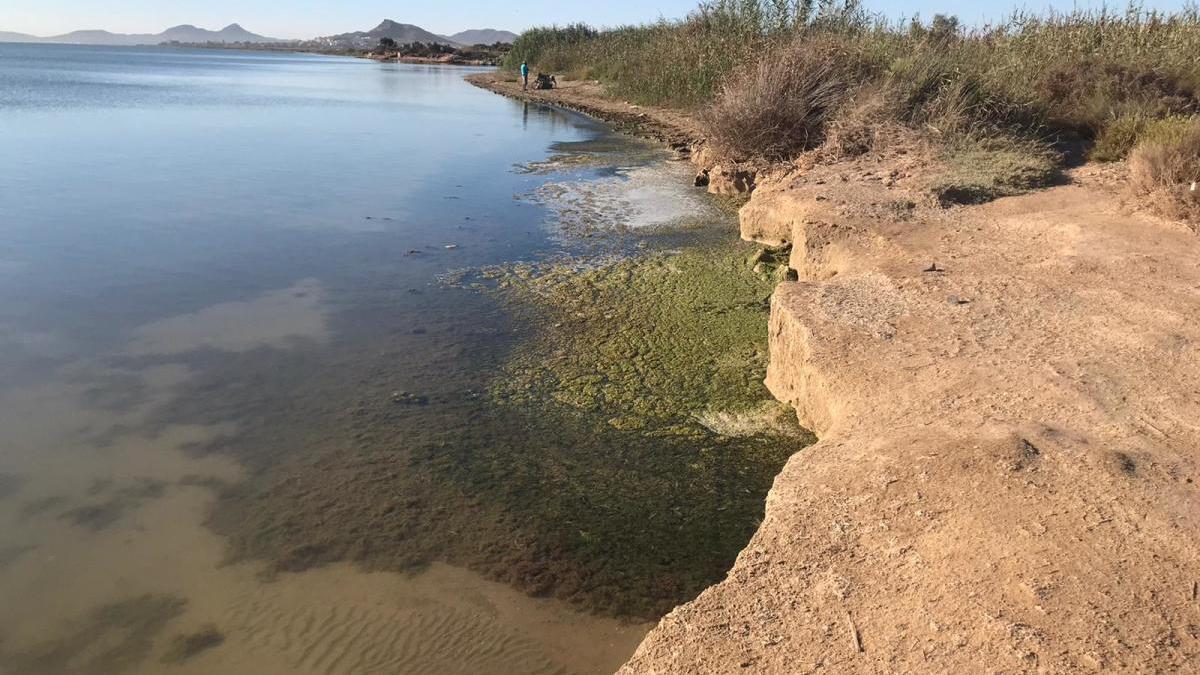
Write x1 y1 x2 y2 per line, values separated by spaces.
534 73 556 90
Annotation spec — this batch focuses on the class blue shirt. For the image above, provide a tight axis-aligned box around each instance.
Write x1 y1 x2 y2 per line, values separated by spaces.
520 64 529 76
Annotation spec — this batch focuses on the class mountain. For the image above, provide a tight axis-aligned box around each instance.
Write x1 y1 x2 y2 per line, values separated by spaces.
445 29 517 45
3 20 517 49
318 20 457 48
158 23 279 43
15 23 281 46
42 30 132 45
0 30 40 43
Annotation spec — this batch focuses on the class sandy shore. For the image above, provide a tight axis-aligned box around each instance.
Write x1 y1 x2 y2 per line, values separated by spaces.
466 72 701 150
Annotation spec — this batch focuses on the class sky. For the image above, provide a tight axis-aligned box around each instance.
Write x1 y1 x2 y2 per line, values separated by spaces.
1 0 1192 39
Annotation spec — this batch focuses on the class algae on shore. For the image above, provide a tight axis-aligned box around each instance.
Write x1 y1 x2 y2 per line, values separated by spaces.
420 239 814 616
141 133 810 619
152 228 809 619
485 242 795 427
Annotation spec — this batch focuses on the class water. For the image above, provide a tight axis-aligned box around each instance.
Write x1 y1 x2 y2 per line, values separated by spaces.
0 44 797 674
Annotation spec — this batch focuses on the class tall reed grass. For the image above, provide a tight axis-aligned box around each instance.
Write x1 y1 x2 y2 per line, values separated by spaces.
506 2 1200 165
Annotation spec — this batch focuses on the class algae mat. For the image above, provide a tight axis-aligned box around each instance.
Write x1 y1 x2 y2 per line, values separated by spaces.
193 237 810 620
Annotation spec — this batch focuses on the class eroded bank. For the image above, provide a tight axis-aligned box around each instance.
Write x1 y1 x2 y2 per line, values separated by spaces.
472 70 1200 673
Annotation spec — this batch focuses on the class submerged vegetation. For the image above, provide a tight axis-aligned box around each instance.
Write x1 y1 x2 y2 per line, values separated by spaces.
198 233 810 620
507 1 1200 216
484 243 796 426
432 241 810 617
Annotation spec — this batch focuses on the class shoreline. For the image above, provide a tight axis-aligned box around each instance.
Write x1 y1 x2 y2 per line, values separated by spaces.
362 53 499 66
465 72 700 151
468 68 1200 672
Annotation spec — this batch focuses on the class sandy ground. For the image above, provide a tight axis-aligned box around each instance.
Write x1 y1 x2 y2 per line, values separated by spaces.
619 160 1200 672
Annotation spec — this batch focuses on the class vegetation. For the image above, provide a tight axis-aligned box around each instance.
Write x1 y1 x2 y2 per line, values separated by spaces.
1129 116 1200 224
459 240 810 616
370 37 510 64
506 2 1200 209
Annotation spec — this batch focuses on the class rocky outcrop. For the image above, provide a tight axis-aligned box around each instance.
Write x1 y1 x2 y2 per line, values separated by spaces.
620 167 1200 672
704 164 757 196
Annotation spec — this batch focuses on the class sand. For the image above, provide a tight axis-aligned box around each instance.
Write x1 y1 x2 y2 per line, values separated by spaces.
620 160 1200 672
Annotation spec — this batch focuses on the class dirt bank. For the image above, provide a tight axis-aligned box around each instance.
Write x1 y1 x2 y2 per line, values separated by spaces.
621 162 1200 672
470 71 1200 671
466 72 701 151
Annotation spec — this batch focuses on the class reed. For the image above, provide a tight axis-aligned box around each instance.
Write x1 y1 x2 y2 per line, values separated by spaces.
508 2 1200 163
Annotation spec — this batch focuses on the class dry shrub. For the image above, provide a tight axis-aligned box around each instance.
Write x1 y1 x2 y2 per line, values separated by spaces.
702 37 865 161
1038 59 1199 136
885 52 1036 139
1129 116 1200 224
820 92 902 159
1091 114 1155 161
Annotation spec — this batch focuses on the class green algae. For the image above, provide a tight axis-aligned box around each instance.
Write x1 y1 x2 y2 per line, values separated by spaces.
138 132 810 619
488 243 796 430
144 236 812 621
406 238 816 617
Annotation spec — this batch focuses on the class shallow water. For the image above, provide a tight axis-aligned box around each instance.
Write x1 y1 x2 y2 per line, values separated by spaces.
0 44 799 673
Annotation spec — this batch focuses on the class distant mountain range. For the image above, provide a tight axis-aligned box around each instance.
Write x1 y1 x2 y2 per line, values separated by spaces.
0 20 518 47
0 30 40 43
446 29 519 45
315 21 517 48
0 23 282 46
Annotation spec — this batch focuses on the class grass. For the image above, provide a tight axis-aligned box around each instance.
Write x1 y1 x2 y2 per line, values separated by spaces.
929 143 1061 205
506 2 1200 210
1129 116 1200 223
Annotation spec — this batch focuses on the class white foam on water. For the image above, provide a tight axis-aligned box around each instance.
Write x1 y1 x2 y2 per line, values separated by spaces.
535 160 717 234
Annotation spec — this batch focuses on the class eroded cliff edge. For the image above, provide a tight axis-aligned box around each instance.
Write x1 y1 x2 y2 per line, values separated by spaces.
619 162 1200 672
469 72 1200 672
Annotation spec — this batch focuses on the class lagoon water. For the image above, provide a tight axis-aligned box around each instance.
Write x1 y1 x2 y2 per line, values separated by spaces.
0 44 779 674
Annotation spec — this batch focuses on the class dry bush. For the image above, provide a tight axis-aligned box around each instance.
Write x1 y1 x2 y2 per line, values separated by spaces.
1129 116 1200 224
702 37 869 161
1091 114 1156 162
1038 60 1199 130
819 92 899 158
1036 59 1200 160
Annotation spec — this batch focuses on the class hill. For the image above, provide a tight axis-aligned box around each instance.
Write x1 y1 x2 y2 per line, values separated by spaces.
0 30 39 43
21 23 280 45
159 23 278 43
446 29 517 45
317 20 457 49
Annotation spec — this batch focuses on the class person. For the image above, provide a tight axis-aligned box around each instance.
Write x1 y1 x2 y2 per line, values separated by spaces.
520 61 529 90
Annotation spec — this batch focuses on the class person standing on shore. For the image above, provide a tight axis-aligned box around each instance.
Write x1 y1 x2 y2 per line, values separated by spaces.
520 61 529 90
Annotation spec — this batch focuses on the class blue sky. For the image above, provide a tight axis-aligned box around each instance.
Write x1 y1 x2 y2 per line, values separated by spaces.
1 0 1192 39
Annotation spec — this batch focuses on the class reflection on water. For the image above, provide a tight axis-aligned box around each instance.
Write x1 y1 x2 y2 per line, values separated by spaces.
0 44 797 674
